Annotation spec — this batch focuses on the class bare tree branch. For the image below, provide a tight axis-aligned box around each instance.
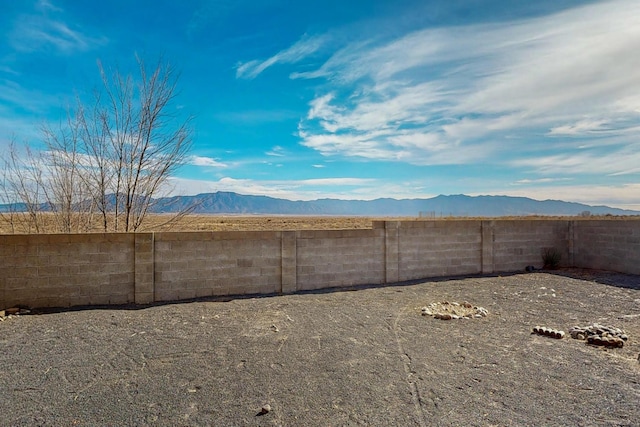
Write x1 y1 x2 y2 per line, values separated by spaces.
0 56 194 233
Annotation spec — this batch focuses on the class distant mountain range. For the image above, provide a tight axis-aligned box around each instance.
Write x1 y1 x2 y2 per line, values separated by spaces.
2 192 637 217
150 192 639 217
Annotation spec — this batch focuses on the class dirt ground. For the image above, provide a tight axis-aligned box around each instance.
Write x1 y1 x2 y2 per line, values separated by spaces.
0 214 379 234
1 269 639 426
2 213 638 234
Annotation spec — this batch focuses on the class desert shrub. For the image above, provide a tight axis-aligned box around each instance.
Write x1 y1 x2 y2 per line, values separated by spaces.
541 247 562 269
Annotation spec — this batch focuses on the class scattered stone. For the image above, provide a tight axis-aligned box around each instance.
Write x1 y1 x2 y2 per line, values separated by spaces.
270 325 279 332
6 307 20 315
532 326 565 339
260 404 271 415
569 323 627 348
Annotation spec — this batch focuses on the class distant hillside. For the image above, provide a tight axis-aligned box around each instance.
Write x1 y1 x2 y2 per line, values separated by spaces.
2 192 637 217
150 192 640 217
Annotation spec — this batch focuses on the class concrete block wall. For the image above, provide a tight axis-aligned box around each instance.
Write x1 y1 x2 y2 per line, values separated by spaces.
295 229 385 291
573 220 640 274
153 231 283 301
395 220 483 281
2 219 638 310
488 220 570 273
0 234 135 309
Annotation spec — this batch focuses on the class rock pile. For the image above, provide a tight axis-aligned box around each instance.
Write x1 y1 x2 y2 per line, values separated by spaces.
421 301 488 320
531 326 565 339
569 324 628 348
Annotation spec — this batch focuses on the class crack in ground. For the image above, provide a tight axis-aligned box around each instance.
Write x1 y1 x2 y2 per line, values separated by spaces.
393 307 429 427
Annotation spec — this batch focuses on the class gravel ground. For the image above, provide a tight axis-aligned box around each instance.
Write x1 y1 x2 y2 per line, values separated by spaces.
1 269 639 426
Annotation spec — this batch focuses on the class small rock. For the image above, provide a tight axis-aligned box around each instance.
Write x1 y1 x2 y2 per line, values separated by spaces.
270 325 279 332
611 338 624 348
5 307 19 315
532 326 564 339
260 404 271 414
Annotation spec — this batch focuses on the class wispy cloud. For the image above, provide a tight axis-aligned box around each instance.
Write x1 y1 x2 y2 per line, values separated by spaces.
189 155 228 168
512 178 573 185
236 33 328 79
509 147 640 176
10 2 106 54
36 0 62 12
278 0 640 176
265 146 285 157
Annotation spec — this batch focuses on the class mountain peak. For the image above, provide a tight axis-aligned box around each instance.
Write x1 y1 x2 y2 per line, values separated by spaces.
148 192 639 217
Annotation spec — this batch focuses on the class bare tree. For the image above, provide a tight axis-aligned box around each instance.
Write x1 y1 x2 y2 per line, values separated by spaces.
0 141 46 233
93 56 193 231
0 56 193 233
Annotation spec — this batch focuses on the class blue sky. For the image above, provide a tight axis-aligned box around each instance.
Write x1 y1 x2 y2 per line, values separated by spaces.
2 0 640 209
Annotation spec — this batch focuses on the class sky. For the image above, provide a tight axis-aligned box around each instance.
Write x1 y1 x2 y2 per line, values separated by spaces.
1 0 640 210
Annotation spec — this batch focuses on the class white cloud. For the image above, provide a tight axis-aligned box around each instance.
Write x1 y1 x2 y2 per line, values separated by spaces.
10 3 106 54
286 0 640 174
548 119 612 136
189 155 228 168
265 146 285 157
509 146 640 176
236 33 328 79
512 178 572 185
36 0 62 12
